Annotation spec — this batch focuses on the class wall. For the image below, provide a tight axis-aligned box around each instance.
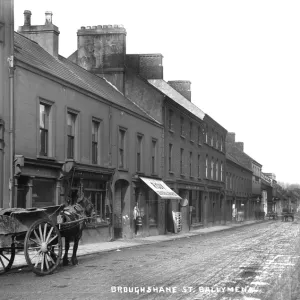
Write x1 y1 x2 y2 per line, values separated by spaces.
0 0 13 208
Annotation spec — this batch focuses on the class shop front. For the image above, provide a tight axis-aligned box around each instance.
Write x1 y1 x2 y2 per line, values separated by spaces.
59 160 115 243
133 176 181 237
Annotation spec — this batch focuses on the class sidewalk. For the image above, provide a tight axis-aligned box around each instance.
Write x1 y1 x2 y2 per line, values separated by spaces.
11 219 266 270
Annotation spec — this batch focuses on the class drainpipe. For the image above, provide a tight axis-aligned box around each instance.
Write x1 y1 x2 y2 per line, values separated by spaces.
8 1 15 208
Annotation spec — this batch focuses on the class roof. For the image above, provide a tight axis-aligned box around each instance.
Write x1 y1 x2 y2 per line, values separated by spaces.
14 32 159 124
147 79 205 121
226 152 252 172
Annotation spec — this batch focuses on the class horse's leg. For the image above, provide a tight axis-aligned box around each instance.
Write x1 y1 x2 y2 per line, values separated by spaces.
63 237 70 266
71 237 79 265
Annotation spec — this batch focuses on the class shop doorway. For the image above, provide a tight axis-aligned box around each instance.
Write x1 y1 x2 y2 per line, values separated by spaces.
114 179 129 239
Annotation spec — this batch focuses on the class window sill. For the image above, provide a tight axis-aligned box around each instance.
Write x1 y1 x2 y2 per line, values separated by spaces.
151 173 159 177
169 129 174 134
118 168 129 172
190 140 195 144
197 143 203 147
37 155 56 161
180 173 185 177
180 135 186 139
169 171 174 175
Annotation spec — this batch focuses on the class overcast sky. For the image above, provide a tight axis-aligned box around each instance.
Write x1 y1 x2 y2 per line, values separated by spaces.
14 0 300 185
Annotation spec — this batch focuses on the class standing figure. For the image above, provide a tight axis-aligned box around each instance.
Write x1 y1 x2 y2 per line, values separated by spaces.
133 202 141 235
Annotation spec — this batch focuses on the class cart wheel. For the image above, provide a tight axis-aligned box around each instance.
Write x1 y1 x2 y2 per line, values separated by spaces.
24 218 62 276
0 243 15 274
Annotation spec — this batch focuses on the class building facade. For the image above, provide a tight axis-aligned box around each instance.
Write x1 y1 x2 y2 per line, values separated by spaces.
9 11 165 243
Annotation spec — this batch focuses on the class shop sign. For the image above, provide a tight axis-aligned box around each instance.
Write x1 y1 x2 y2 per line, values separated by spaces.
140 177 182 199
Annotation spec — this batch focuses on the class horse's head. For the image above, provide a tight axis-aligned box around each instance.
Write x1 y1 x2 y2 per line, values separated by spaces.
77 194 95 218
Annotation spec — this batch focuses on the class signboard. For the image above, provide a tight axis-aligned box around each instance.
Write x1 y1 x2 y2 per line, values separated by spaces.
140 177 182 200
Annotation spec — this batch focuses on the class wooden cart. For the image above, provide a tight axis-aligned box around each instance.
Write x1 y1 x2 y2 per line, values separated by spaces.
0 205 67 276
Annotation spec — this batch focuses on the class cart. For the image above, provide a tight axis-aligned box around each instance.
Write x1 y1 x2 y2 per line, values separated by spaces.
0 205 68 276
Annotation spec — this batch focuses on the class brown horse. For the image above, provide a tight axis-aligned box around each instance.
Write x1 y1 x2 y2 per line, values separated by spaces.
58 192 94 266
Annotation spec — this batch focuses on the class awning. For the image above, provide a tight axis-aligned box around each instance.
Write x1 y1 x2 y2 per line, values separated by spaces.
140 177 182 200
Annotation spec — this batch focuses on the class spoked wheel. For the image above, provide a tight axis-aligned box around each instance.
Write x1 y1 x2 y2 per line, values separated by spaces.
0 243 15 274
24 218 62 276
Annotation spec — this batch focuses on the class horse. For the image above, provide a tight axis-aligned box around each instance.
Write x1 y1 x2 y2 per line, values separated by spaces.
58 192 95 266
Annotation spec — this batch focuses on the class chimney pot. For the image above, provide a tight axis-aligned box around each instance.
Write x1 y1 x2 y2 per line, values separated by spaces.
97 25 102 29
24 10 32 26
86 26 91 29
81 26 86 30
92 26 97 29
45 11 53 25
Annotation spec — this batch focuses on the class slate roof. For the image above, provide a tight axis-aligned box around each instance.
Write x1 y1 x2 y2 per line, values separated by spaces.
148 79 205 121
14 32 159 124
226 152 252 172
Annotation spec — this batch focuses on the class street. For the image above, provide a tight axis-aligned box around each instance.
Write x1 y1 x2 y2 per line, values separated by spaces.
1 219 300 300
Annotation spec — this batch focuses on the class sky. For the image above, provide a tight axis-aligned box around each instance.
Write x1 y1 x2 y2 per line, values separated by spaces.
14 0 300 185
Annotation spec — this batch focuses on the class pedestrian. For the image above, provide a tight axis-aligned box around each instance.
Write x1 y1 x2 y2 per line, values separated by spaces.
133 202 141 235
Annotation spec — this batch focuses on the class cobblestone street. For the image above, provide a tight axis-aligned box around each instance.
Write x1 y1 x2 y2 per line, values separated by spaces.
1 219 300 300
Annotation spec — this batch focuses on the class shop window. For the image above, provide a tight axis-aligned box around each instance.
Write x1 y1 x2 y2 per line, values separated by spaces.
32 178 55 207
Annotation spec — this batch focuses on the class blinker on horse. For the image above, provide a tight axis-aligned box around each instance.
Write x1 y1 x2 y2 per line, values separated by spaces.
58 191 95 266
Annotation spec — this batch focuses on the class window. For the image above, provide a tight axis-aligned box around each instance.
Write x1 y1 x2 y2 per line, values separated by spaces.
119 128 126 168
168 109 173 131
211 157 214 179
149 191 158 226
151 139 157 174
226 173 228 189
205 155 208 178
39 103 51 156
205 124 208 143
180 116 184 136
189 152 193 177
169 144 173 172
92 120 100 164
216 160 219 181
190 122 193 141
216 133 219 149
32 178 55 207
211 129 214 146
198 126 201 145
221 162 223 181
230 174 232 189
67 112 77 159
180 148 184 174
136 134 143 172
197 154 201 178
220 136 223 152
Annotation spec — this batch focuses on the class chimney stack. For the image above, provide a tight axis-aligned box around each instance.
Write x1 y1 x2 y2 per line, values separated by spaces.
23 10 31 26
226 132 236 143
45 11 53 24
76 25 127 92
235 142 244 152
167 80 191 101
18 11 60 57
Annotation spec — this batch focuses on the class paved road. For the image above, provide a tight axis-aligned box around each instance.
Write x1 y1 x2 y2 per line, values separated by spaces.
1 219 300 300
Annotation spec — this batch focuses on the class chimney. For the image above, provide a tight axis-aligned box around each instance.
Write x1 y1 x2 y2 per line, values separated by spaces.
18 11 60 57
77 25 127 92
167 80 191 101
235 142 244 152
226 132 235 143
